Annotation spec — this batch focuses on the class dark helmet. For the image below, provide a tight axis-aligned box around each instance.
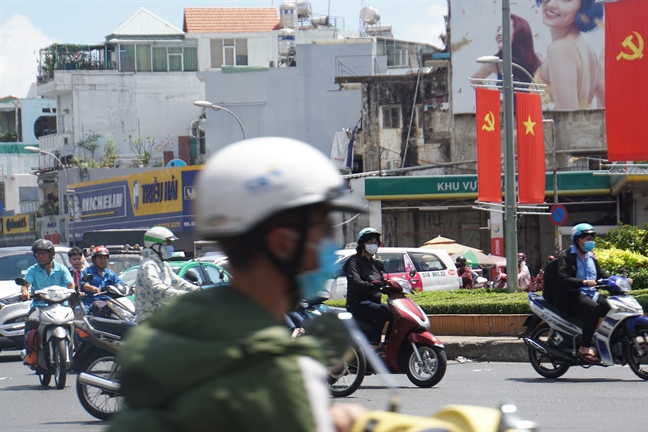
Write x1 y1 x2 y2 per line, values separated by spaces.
31 239 55 256
571 223 596 242
455 256 467 266
357 227 381 245
517 252 526 263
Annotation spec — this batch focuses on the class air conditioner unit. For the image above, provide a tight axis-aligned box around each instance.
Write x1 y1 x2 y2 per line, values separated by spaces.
384 160 400 170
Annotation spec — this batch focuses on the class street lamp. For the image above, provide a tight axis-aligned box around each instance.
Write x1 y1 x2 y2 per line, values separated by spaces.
25 146 77 246
193 100 246 140
476 55 535 83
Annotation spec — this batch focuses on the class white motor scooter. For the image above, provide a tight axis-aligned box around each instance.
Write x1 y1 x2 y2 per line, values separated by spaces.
17 278 77 389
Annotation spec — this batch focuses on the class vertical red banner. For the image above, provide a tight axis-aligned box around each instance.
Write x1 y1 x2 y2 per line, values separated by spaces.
515 92 546 204
605 0 648 161
475 88 502 203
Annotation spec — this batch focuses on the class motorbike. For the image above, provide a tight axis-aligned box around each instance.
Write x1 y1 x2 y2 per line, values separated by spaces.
0 289 29 353
519 276 648 380
16 278 76 389
73 313 135 420
325 276 447 397
307 311 537 432
88 283 136 322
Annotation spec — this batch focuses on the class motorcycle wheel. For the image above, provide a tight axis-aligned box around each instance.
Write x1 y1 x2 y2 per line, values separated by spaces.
54 338 68 389
325 345 366 397
405 344 447 388
39 373 51 387
528 325 570 379
625 325 648 380
77 353 122 420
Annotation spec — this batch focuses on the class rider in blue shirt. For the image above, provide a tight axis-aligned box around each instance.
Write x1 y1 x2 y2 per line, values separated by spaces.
79 245 125 314
20 239 74 361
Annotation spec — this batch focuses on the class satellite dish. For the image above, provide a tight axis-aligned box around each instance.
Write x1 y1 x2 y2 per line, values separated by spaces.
190 119 204 138
167 158 187 167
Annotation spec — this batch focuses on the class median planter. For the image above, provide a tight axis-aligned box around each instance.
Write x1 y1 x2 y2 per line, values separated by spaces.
428 314 528 336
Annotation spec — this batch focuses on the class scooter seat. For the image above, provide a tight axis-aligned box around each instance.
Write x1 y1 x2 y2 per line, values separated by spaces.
88 316 136 337
534 296 585 328
353 318 374 334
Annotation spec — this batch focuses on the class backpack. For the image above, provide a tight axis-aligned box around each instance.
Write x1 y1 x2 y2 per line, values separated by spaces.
542 256 561 304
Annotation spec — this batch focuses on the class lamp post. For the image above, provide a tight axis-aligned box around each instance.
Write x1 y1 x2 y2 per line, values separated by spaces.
193 101 247 140
25 146 77 246
476 55 536 83
500 0 519 293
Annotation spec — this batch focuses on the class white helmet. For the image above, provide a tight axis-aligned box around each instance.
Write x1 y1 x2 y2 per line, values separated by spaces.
144 226 178 249
196 137 364 237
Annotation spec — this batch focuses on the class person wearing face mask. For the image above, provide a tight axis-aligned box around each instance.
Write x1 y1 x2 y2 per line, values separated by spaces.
110 138 366 432
134 226 199 323
556 223 611 364
344 228 392 357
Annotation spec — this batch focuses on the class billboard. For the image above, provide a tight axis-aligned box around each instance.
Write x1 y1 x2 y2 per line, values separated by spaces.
450 0 605 113
69 167 201 243
0 213 37 246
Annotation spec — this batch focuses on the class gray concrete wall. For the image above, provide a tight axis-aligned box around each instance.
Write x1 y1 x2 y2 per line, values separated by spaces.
199 42 370 156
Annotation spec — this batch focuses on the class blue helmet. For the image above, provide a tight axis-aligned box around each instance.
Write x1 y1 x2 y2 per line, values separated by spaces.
571 223 596 241
357 227 381 244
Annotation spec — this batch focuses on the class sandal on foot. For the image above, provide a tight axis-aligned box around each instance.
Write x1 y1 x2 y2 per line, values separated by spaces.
577 350 600 365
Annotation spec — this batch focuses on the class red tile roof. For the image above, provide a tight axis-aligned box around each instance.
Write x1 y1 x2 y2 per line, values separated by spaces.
183 8 280 33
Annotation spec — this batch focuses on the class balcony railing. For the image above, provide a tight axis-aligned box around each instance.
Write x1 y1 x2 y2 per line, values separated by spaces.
38 44 114 83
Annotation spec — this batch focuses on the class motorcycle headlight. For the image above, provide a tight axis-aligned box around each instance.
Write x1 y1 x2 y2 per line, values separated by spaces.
41 288 71 302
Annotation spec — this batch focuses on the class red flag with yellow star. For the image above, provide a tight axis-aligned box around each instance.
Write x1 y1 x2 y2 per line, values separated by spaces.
475 88 502 203
605 0 648 161
515 92 545 204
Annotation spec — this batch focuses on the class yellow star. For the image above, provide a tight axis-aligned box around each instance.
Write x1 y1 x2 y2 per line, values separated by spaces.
523 115 536 135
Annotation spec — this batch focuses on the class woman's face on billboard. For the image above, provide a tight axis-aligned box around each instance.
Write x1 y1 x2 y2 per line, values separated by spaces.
495 19 515 50
541 0 581 30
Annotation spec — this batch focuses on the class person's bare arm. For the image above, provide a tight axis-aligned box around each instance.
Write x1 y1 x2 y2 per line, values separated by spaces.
471 63 498 79
546 40 580 109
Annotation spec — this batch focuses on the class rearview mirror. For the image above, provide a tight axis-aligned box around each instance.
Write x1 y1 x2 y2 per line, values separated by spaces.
185 269 200 284
15 277 28 286
81 274 94 283
409 269 417 278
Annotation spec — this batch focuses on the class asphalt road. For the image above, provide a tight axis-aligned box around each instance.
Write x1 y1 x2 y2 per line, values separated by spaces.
2 350 647 432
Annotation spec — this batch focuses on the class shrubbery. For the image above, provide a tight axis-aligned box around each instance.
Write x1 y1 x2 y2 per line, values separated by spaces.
596 223 648 288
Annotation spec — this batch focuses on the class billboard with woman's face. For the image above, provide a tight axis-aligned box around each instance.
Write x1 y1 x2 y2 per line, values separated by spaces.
450 0 605 113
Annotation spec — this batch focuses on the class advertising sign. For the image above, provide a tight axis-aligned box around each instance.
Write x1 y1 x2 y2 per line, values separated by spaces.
2 213 36 235
450 0 605 113
69 167 201 242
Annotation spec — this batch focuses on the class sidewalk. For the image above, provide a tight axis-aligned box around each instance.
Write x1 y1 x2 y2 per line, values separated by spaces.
439 336 527 362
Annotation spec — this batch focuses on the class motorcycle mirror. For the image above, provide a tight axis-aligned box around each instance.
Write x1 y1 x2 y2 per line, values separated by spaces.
81 274 94 283
15 277 28 286
185 269 200 284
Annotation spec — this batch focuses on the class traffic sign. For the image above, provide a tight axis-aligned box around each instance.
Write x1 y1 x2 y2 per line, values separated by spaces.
550 204 568 226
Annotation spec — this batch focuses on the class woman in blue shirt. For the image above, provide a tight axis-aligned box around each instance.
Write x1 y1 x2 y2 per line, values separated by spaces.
80 246 125 314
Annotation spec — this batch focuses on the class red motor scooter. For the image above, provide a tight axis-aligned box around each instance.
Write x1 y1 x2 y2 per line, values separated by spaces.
325 276 447 397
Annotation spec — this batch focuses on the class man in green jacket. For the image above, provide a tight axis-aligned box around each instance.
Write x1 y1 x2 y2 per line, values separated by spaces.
110 137 366 431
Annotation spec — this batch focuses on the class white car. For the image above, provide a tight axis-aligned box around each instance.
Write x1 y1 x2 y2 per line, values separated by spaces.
327 247 461 300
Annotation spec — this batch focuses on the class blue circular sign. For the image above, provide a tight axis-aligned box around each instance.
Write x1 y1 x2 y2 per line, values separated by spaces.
550 204 568 226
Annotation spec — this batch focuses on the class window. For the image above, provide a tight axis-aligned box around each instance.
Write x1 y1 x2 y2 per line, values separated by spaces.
407 252 446 272
168 47 182 71
183 47 198 71
136 44 151 72
382 107 401 129
120 44 135 72
33 116 56 138
153 47 168 71
204 265 227 285
210 38 248 68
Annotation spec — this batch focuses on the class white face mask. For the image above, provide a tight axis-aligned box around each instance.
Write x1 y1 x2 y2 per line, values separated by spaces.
364 243 379 255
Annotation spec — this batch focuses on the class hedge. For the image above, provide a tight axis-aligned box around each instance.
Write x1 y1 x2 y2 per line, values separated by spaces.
326 288 648 315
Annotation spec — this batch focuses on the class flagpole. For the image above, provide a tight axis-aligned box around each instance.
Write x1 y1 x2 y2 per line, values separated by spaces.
502 0 519 293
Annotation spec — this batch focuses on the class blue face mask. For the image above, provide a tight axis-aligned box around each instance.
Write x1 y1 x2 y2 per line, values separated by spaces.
296 237 339 302
583 241 595 252
161 244 174 260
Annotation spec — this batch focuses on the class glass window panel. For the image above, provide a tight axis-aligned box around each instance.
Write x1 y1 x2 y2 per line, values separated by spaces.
169 54 182 71
136 44 151 72
183 47 197 71
119 44 135 72
152 47 167 71
224 39 234 46
224 46 234 66
168 47 182 54
210 39 223 68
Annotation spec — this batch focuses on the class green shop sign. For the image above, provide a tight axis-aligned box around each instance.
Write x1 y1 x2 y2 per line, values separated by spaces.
365 171 611 200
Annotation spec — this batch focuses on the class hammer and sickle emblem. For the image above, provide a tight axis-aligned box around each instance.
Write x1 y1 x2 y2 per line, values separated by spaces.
616 31 644 61
482 111 495 132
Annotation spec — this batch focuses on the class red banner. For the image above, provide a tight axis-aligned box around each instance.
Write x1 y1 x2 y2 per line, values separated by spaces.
515 92 546 204
475 88 502 203
605 0 648 161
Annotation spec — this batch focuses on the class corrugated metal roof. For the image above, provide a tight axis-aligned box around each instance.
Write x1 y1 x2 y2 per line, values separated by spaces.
183 8 279 33
106 8 184 39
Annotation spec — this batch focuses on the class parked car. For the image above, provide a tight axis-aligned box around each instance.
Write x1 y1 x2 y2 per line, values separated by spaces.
327 247 460 300
119 261 232 291
0 245 71 352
